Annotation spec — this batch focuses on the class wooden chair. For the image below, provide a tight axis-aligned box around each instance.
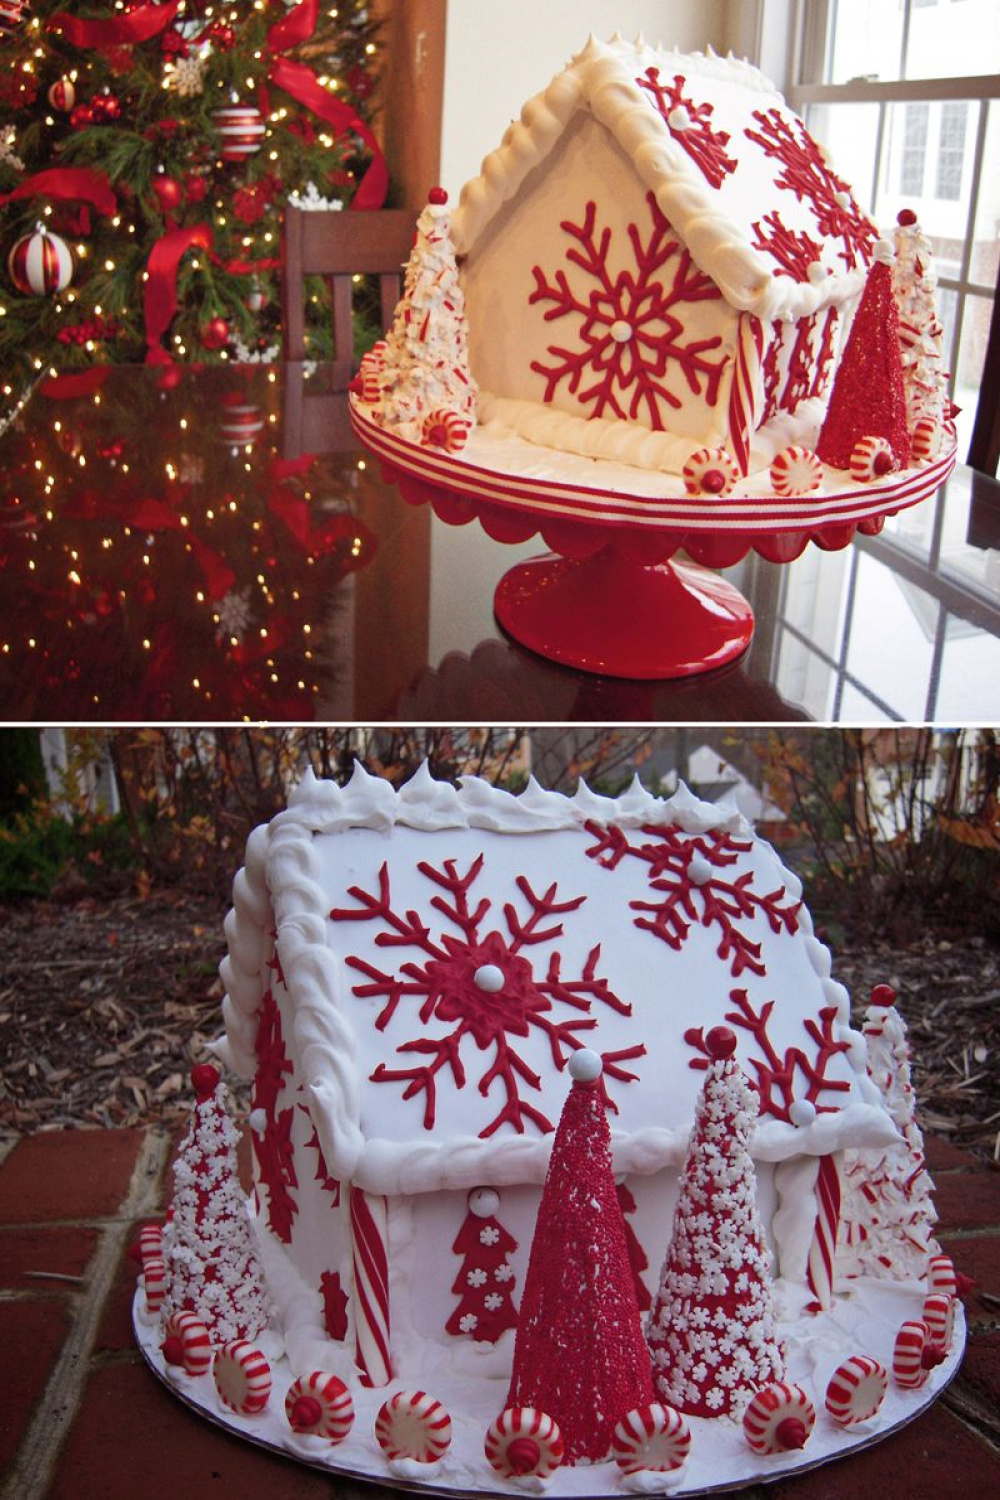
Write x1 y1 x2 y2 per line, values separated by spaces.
281 206 415 373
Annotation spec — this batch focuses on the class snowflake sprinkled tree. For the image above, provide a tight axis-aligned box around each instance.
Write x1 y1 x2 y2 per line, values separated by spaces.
891 209 948 436
583 821 801 979
646 1027 783 1418
330 854 645 1136
161 1063 271 1344
445 1187 519 1343
528 190 727 430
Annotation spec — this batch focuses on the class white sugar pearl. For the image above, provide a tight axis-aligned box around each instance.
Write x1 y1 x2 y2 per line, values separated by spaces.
610 319 633 342
474 964 504 992
569 1048 603 1083
468 1187 500 1218
248 1108 268 1134
834 190 851 208
873 238 895 265
667 105 690 131
789 1100 817 1127
687 853 713 886
807 260 827 284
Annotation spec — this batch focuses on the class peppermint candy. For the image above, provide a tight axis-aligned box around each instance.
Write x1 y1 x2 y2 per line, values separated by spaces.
161 1311 212 1377
136 1223 163 1264
927 1254 957 1297
611 1403 691 1474
742 1382 816 1455
892 1319 944 1389
421 409 470 453
921 1293 955 1352
849 435 896 483
213 1340 272 1414
485 1407 564 1478
682 445 740 497
285 1372 355 1443
910 417 941 463
770 445 823 497
375 1390 452 1463
142 1255 166 1313
824 1355 888 1425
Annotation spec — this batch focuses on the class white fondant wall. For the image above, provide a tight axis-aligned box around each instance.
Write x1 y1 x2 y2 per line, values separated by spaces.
438 0 727 198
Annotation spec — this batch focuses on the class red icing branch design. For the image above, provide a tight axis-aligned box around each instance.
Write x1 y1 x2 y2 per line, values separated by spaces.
744 109 876 268
252 982 298 1243
685 987 853 1123
751 210 823 282
635 68 737 188
761 322 785 423
584 822 801 978
811 305 839 399
529 192 726 430
781 316 816 414
320 1269 350 1341
298 1106 341 1204
330 856 643 1136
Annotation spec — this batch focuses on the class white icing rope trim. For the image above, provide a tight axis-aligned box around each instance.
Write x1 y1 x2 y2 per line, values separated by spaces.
350 1187 392 1387
806 1150 842 1310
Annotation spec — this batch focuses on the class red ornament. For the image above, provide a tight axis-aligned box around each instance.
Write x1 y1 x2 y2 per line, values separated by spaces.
816 258 911 470
8 227 74 297
152 172 183 213
208 20 235 49
191 1062 220 1099
69 103 95 130
47 77 76 113
428 185 448 206
185 172 208 205
213 104 266 162
897 208 918 227
91 91 121 123
347 63 372 99
201 316 230 351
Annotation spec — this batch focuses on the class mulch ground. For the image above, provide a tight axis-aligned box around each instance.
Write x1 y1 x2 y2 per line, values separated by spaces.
0 889 998 1163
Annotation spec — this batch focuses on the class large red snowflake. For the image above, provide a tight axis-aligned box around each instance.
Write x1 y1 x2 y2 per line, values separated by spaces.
635 68 738 188
744 109 876 269
529 191 727 430
252 978 298 1244
583 822 801 978
329 855 644 1137
751 210 823 282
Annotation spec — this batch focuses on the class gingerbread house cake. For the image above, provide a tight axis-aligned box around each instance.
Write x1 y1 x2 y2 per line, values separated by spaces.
350 36 954 513
133 766 964 1494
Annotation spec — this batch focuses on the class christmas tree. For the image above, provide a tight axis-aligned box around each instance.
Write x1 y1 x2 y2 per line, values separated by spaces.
506 1050 654 1465
892 209 948 437
445 1188 519 1343
646 1026 784 1419
161 1063 273 1344
0 1 387 432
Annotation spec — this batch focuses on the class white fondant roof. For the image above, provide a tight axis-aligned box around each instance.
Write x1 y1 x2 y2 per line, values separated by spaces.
216 765 896 1196
451 35 876 323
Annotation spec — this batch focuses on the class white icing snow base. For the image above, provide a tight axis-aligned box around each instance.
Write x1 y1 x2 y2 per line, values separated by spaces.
134 1279 964 1496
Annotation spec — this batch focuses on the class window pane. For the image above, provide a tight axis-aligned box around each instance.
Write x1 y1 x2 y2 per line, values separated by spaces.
935 101 969 199
876 99 979 241
953 290 994 460
826 0 905 84
904 0 1000 78
902 102 929 195
972 101 1000 290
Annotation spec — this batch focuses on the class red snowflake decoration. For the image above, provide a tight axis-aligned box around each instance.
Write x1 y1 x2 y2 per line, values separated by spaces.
529 191 727 430
583 822 801 979
685 986 853 1123
744 109 876 269
252 981 298 1243
298 1105 341 1205
320 1269 350 1341
781 315 816 412
329 854 644 1137
751 210 823 282
635 68 738 189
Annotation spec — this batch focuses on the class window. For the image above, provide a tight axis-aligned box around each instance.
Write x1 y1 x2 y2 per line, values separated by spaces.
936 101 968 199
902 102 929 194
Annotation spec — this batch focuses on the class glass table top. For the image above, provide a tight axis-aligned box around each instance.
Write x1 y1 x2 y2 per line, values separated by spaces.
1 362 997 724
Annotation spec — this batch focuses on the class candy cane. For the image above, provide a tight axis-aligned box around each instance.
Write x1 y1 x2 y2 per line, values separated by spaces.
350 1186 392 1387
806 1151 842 1311
728 312 764 477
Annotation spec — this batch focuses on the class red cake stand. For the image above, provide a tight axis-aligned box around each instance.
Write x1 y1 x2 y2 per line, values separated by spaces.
350 399 957 680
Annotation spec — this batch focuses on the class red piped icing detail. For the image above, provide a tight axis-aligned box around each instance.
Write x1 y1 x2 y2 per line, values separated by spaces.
485 1408 564 1478
446 1202 520 1343
817 260 910 469
252 986 298 1244
616 1181 652 1313
506 1069 655 1462
320 1270 350 1342
635 68 737 188
742 1383 816 1454
824 1355 888 1425
529 192 726 430
751 211 824 282
284 1372 354 1441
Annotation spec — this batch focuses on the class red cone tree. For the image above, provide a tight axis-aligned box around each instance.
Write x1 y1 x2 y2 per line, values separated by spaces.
506 1050 654 1463
817 250 910 470
646 1028 783 1418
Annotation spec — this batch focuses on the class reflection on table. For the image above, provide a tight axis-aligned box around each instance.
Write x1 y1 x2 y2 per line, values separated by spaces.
1 363 997 723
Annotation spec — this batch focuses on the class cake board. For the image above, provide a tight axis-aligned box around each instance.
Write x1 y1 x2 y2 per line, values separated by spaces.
350 399 957 680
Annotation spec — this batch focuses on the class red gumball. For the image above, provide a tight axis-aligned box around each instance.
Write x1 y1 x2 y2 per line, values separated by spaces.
201 317 230 351
347 64 373 99
152 172 183 213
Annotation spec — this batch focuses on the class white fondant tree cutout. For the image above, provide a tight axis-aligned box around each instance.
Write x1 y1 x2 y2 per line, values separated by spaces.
837 986 940 1280
646 1027 783 1418
161 1064 271 1343
446 1188 519 1342
380 187 477 435
892 210 949 435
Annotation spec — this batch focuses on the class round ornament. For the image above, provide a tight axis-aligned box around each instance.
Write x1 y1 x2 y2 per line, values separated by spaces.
212 104 266 162
201 316 230 351
69 104 94 131
218 400 264 449
91 90 121 123
347 63 373 99
152 171 183 214
47 77 76 113
7 227 74 297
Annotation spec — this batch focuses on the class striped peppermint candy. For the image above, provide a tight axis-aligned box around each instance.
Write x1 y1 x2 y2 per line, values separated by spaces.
285 1372 355 1443
421 408 470 453
849 435 897 483
485 1407 564 1478
921 1293 955 1352
824 1355 888 1425
212 105 266 162
137 1223 163 1263
910 417 941 463
893 1319 940 1388
927 1254 957 1297
142 1255 166 1313
770 445 823 498
611 1403 691 1474
742 1383 816 1455
8 228 74 297
682 445 740 497
161 1310 212 1377
374 1390 452 1463
213 1340 272 1414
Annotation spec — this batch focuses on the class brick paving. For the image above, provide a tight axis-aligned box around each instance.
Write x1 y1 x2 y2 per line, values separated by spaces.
0 1129 997 1500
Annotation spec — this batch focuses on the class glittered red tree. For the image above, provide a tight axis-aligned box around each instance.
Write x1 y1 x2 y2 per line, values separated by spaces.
816 250 910 470
161 1063 271 1344
446 1188 519 1343
646 1027 783 1419
506 1050 654 1464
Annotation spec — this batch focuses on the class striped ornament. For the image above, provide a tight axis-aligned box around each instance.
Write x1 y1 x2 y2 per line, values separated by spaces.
47 77 76 113
212 105 266 162
285 1371 355 1442
805 1152 842 1311
742 1382 816 1455
824 1355 888 1425
484 1407 564 1478
7 228 74 297
161 1310 212 1377
921 1293 955 1352
349 1187 392 1387
727 312 764 476
421 408 470 453
0 1 28 36
927 1254 957 1297
218 401 265 449
849 435 896 484
892 1319 935 1388
142 1255 166 1313
769 445 823 498
374 1390 452 1462
213 1340 272 1414
682 445 740 497
611 1403 691 1474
